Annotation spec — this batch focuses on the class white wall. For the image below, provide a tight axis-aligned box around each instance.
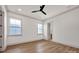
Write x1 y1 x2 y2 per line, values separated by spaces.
44 7 79 48
7 12 43 46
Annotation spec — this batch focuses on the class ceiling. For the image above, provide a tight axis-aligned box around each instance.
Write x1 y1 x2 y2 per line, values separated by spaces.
7 5 78 21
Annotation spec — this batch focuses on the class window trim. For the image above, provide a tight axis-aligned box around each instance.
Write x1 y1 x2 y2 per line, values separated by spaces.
8 17 22 36
37 23 43 35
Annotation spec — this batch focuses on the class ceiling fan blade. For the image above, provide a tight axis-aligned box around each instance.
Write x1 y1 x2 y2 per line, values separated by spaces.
32 10 40 13
41 11 47 15
40 5 45 11
40 5 45 8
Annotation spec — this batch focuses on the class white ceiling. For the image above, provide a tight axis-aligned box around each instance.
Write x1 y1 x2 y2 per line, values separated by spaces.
7 5 78 21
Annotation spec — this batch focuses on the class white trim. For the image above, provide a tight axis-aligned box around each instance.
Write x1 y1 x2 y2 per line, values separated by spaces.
1 5 7 51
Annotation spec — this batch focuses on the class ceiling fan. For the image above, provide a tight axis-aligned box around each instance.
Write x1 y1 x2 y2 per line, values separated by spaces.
32 5 47 15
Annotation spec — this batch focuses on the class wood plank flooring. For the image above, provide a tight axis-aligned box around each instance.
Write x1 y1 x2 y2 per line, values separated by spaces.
4 40 79 53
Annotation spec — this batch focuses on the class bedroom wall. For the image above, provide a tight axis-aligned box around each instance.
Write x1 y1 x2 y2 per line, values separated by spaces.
7 11 43 46
44 7 79 48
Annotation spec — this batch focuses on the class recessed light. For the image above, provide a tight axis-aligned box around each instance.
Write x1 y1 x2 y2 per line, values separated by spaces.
18 8 22 11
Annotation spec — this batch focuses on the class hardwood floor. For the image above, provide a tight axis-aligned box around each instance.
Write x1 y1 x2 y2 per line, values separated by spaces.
4 40 79 53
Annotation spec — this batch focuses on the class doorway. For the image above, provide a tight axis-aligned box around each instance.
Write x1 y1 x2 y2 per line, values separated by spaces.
47 23 52 40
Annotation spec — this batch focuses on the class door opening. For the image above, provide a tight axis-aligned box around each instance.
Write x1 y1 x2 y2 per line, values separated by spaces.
47 23 52 40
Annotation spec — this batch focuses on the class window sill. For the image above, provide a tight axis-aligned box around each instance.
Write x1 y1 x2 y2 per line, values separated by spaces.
37 34 43 35
8 34 22 36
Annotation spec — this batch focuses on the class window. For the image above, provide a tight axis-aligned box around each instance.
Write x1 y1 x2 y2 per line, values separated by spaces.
9 18 22 35
38 24 43 34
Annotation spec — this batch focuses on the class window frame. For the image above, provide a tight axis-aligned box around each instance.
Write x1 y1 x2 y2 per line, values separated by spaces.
37 23 43 35
8 17 22 36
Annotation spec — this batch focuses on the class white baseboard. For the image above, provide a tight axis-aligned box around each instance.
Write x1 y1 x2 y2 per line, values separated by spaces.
7 39 42 46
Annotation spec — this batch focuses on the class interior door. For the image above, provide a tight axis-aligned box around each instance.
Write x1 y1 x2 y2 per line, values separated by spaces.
47 23 52 40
